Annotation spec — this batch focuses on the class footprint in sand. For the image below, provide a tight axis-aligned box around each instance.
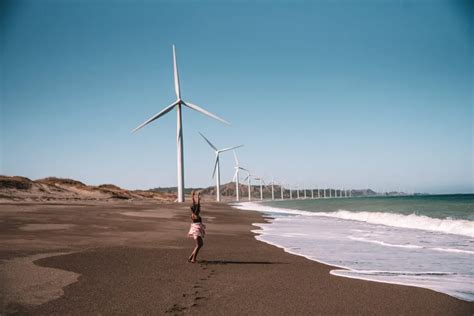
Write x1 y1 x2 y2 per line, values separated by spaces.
165 303 186 313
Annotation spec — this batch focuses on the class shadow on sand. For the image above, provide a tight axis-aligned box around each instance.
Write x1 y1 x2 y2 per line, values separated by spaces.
200 260 283 265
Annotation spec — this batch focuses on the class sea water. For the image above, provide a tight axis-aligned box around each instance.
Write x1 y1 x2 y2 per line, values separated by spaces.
233 194 474 301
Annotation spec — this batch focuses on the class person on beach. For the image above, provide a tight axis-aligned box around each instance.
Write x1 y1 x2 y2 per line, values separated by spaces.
188 191 206 263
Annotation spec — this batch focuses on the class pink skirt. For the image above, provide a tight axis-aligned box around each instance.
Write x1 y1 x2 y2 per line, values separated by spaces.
188 223 206 239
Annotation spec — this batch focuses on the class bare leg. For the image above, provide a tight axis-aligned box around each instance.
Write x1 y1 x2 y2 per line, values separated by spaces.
190 237 203 263
188 237 200 262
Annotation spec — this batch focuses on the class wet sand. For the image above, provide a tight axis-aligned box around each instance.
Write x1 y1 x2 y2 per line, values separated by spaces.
0 201 472 315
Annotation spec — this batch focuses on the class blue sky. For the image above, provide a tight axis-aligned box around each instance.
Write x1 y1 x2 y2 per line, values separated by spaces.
1 0 472 193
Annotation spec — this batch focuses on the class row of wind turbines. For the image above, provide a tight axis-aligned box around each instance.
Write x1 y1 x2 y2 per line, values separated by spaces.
199 132 353 202
132 45 354 203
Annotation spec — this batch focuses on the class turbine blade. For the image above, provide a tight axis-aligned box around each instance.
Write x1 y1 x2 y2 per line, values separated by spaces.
132 101 178 132
218 144 244 153
173 45 181 100
183 101 230 125
199 132 218 151
232 168 239 182
239 167 248 172
233 150 239 166
212 155 219 178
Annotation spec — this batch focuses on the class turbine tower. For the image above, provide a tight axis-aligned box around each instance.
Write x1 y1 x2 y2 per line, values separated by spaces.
254 176 264 200
199 132 243 202
133 45 229 202
244 171 252 201
280 182 284 200
271 176 275 201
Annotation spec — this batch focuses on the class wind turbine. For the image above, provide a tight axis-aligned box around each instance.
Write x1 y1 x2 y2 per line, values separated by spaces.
271 176 275 201
254 176 264 200
199 132 243 202
132 45 230 203
243 170 252 201
232 151 247 202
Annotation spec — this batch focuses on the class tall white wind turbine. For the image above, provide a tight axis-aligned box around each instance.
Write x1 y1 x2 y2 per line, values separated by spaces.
133 45 230 202
199 132 243 202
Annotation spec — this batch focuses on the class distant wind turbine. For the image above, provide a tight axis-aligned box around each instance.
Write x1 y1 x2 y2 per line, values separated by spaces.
232 151 247 202
254 176 264 200
199 132 243 202
244 170 252 201
132 45 230 202
271 176 275 201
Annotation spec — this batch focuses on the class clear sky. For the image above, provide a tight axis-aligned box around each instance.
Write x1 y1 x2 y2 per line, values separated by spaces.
1 0 472 194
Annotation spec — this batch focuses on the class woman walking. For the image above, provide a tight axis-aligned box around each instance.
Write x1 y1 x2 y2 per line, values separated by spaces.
188 191 206 263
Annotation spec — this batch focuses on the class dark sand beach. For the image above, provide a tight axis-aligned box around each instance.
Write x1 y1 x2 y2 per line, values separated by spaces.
0 201 472 315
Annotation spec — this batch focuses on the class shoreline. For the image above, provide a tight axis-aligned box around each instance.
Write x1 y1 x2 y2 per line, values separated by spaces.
1 201 472 315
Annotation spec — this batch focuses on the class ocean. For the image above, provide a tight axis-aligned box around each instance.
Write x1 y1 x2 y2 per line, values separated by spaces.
233 194 474 301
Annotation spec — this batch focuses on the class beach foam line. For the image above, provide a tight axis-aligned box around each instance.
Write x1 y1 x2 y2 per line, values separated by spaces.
348 236 474 254
233 202 474 238
330 269 474 302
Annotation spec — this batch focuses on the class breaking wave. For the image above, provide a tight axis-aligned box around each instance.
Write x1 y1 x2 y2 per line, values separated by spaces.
233 202 474 238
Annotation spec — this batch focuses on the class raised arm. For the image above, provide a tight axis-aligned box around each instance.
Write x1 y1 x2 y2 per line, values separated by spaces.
197 192 201 213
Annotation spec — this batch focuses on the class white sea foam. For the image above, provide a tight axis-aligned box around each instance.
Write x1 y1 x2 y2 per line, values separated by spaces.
233 202 474 238
349 236 474 254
